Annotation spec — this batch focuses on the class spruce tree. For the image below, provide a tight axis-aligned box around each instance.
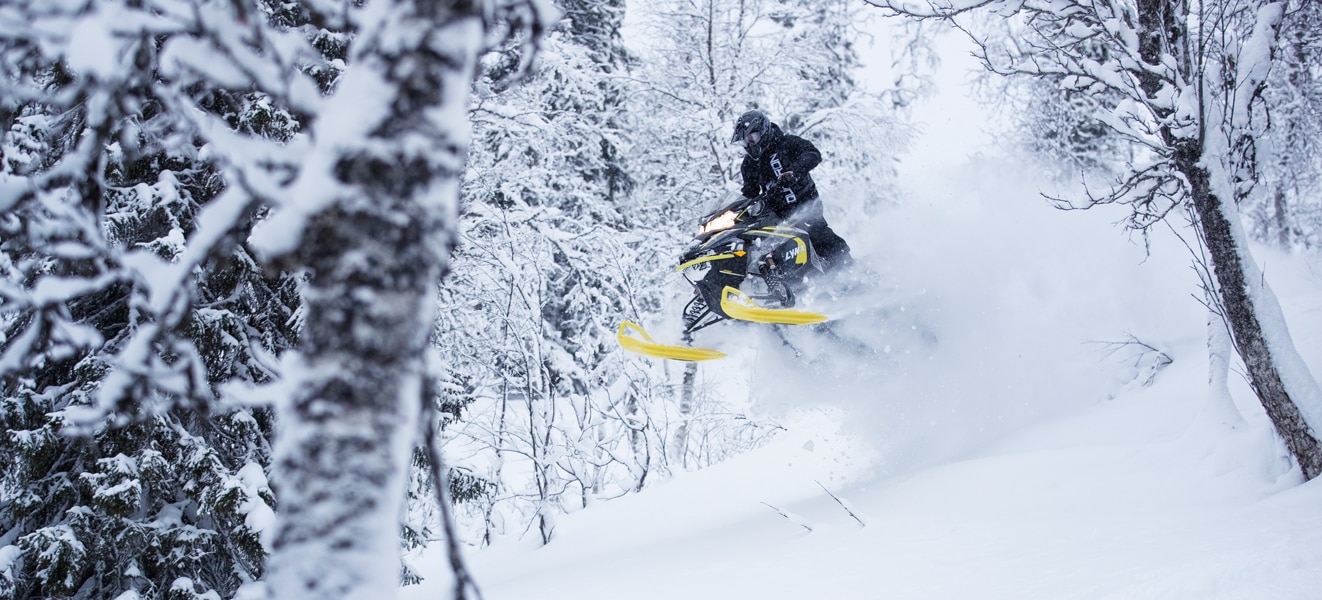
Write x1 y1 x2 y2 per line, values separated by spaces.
0 5 300 599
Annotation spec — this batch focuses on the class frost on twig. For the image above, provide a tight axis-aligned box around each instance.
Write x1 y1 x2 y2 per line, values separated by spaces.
761 502 814 533
1092 334 1174 398
817 481 867 527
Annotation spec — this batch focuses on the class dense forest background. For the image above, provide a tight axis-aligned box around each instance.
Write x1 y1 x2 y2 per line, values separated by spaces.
1 0 1319 599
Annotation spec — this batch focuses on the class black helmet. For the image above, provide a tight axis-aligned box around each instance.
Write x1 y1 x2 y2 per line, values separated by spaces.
731 110 772 153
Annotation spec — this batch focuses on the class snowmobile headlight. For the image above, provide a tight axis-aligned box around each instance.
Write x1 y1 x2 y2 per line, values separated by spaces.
699 210 738 235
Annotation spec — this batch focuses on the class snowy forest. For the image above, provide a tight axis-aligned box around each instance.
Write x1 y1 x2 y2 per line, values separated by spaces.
1 0 1320 599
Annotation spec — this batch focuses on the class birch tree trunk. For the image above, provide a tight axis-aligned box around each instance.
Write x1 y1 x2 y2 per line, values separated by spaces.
673 361 698 468
257 2 488 598
1153 1 1322 479
1206 303 1244 428
1181 156 1322 478
1184 155 1316 478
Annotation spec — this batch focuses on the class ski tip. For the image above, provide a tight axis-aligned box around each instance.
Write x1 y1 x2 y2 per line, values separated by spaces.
720 287 829 325
617 321 726 361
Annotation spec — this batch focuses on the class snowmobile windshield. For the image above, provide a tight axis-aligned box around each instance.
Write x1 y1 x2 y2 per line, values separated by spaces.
699 192 747 217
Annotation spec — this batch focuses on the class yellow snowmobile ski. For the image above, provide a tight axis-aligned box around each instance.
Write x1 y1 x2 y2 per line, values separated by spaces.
616 321 726 361
719 286 829 325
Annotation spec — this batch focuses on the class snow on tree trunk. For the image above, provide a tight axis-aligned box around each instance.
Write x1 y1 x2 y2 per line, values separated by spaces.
1183 152 1322 478
1206 303 1245 429
251 2 487 598
1186 1 1322 480
674 361 698 468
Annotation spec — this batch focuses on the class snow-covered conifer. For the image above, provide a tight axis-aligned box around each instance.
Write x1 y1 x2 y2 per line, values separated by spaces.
0 1 302 597
2 0 552 598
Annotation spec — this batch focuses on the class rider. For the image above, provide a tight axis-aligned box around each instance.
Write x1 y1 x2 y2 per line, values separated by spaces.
683 110 853 330
731 109 852 269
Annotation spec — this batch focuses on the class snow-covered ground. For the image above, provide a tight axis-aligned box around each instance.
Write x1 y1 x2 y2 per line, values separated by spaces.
404 34 1322 599
401 147 1322 598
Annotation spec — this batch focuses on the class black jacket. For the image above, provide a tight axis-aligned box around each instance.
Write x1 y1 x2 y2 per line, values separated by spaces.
740 125 821 218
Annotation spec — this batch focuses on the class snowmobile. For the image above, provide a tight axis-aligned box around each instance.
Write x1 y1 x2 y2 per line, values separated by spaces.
617 189 831 361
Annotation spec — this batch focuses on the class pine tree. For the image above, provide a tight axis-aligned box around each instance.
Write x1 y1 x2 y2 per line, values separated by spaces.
5 1 551 598
0 2 301 597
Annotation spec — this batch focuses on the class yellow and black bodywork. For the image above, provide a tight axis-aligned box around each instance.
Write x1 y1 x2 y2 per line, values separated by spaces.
616 193 830 361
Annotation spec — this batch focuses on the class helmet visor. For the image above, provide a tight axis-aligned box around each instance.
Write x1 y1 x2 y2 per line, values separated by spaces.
732 128 761 147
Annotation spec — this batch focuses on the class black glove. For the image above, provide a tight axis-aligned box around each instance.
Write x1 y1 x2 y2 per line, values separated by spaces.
777 171 798 185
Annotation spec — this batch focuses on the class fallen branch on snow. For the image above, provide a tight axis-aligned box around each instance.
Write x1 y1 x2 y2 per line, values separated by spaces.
761 502 813 533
